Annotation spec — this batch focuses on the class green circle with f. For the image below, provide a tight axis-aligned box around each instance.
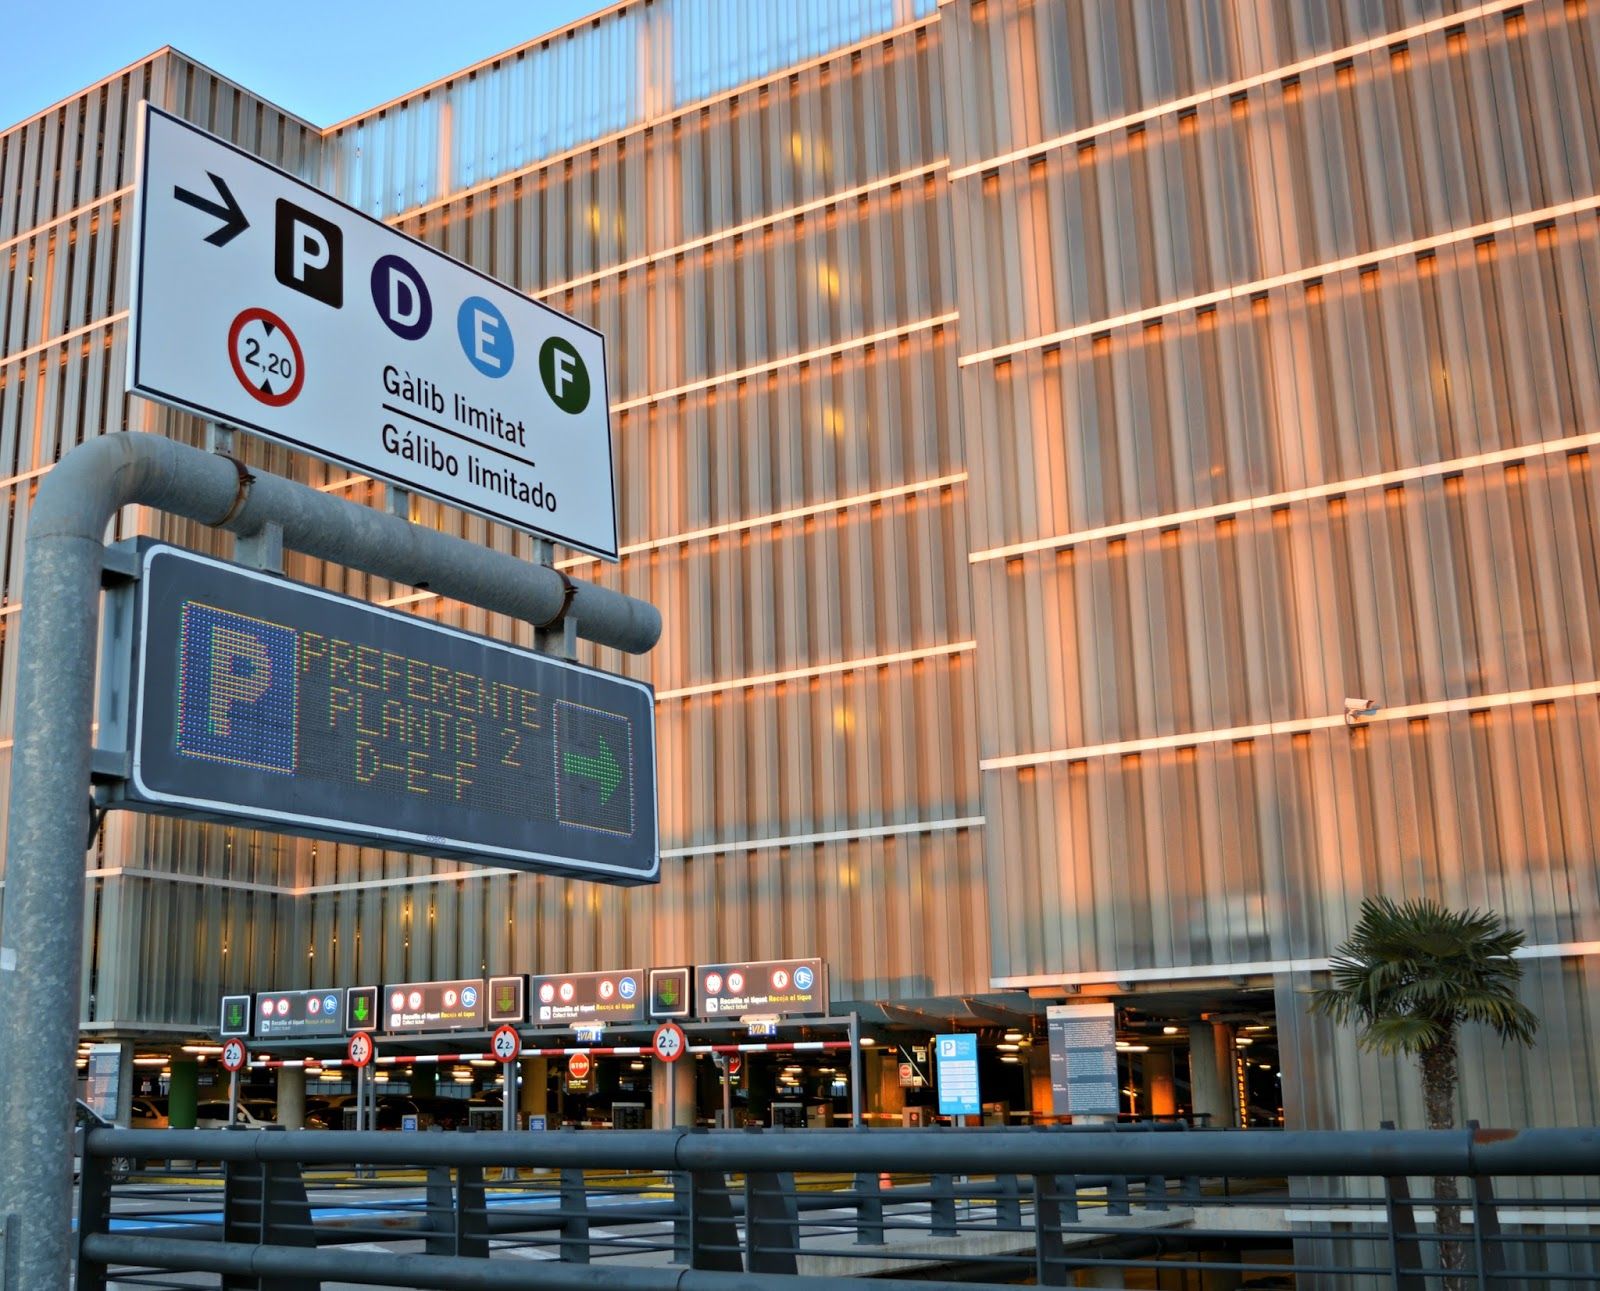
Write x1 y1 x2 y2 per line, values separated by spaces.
540 336 591 413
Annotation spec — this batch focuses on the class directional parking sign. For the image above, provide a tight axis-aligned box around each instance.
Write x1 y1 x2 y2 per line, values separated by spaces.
127 104 618 559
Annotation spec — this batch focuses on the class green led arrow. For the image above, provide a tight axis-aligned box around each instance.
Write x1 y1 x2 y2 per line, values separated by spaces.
563 738 622 803
353 995 370 1023
226 1002 244 1028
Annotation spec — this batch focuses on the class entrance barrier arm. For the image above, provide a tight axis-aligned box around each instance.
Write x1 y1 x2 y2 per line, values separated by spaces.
0 432 661 1288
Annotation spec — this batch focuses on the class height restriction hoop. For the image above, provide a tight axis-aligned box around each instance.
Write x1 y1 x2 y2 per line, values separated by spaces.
491 1024 522 1063
652 1020 687 1063
220 1038 248 1072
347 1030 376 1068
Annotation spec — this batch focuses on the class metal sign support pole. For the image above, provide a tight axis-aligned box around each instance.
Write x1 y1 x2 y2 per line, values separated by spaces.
849 1011 864 1129
721 1057 732 1129
227 1069 239 1126
503 1061 515 1132
0 433 660 1287
668 1063 678 1130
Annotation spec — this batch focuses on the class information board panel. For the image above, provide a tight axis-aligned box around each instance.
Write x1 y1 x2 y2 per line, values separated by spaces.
695 958 826 1017
254 987 345 1039
128 105 618 558
935 1033 981 1118
112 544 658 884
1046 1003 1119 1116
529 968 645 1026
384 979 484 1033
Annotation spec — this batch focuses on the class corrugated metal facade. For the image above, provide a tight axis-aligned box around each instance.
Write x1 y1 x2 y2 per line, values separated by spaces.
949 0 1600 1129
2 0 1597 1128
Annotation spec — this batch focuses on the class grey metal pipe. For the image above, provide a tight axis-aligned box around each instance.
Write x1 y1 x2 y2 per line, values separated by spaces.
0 432 660 1288
87 1124 1600 1178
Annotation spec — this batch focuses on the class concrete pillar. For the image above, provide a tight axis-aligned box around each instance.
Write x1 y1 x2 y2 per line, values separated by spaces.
519 1057 549 1126
1189 1023 1237 1129
276 1066 305 1129
651 1057 696 1127
1143 1048 1176 1118
168 1060 199 1129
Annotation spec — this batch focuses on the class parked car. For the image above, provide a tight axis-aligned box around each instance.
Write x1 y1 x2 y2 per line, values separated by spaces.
193 1100 273 1129
74 1100 131 1182
129 1096 168 1129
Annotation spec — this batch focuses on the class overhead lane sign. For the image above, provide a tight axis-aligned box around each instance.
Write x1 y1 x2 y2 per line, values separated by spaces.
127 104 618 560
108 543 659 884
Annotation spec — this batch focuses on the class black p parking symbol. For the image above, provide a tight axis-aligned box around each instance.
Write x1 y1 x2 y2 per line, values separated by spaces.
274 200 343 308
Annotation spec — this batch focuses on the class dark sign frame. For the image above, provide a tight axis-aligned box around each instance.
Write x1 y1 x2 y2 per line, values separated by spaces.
107 543 658 883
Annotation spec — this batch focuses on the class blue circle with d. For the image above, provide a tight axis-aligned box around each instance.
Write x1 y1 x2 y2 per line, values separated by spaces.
457 296 514 377
370 254 431 340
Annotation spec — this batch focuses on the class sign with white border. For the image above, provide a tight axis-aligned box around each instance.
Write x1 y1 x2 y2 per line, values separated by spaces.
128 103 618 559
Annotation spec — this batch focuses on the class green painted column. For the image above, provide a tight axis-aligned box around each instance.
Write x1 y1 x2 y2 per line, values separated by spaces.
167 1060 199 1129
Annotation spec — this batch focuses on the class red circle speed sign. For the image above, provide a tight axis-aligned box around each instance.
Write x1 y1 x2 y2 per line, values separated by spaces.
347 1030 376 1068
492 1024 522 1063
653 1021 687 1063
220 1038 248 1072
568 1051 592 1081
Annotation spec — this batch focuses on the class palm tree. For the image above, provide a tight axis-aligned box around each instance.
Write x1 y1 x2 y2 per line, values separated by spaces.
1310 896 1540 1284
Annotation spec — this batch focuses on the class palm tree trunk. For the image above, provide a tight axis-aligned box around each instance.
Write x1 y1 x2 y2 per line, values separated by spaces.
1420 1033 1466 1288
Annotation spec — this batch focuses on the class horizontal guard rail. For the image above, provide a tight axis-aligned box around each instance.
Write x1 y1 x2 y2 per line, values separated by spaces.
88 1124 1600 1177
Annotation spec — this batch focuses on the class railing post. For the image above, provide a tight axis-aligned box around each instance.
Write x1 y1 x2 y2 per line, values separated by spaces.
744 1171 799 1274
1034 1174 1075 1286
559 1166 590 1263
1106 1173 1131 1217
995 1173 1022 1229
453 1164 489 1259
672 1171 690 1265
422 1165 456 1256
854 1171 885 1245
930 1172 957 1235
687 1171 743 1271
73 1137 114 1291
1382 1171 1428 1291
1471 1173 1503 1284
222 1129 316 1291
1145 1172 1169 1212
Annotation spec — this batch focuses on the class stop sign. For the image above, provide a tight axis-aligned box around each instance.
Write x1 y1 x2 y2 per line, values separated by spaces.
568 1051 592 1081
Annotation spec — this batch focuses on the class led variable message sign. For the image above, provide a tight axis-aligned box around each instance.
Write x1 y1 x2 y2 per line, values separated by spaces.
696 958 827 1017
384 979 485 1033
253 988 345 1039
109 544 658 883
486 974 527 1024
529 968 645 1026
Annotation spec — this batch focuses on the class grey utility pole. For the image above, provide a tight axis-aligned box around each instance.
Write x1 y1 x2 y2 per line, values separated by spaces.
0 433 659 1286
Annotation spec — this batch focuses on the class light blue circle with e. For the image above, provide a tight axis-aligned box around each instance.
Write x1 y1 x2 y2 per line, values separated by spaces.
461 986 478 1008
619 977 638 1000
323 994 339 1015
793 965 814 991
457 296 513 377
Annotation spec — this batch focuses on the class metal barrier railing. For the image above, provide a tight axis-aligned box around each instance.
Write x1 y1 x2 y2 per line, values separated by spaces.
76 1124 1600 1288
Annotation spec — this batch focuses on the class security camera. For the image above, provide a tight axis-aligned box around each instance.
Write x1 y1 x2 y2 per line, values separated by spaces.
1343 697 1377 726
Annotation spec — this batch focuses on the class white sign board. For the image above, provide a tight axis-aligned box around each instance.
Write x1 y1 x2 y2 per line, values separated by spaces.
127 104 618 560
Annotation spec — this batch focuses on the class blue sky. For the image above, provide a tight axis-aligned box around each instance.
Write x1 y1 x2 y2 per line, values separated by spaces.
1 1 603 131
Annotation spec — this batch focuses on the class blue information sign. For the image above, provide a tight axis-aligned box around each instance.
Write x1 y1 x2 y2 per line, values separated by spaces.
935 1033 981 1118
111 543 658 884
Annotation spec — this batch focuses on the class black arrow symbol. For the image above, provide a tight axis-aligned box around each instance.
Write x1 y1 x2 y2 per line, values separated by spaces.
173 171 249 247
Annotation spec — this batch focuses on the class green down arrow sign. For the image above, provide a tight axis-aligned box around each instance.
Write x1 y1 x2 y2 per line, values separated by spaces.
563 739 622 803
352 995 370 1023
